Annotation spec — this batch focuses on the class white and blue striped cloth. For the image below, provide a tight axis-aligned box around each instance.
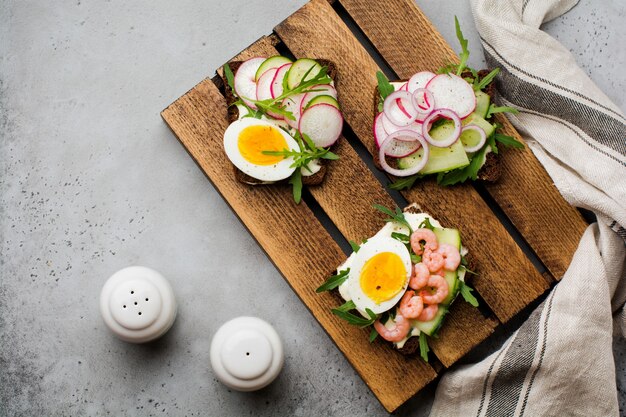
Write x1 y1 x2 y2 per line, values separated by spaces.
430 0 626 416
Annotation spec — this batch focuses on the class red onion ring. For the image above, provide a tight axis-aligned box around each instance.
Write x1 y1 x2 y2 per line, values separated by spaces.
383 90 418 126
422 108 461 148
379 130 429 177
461 124 487 153
411 88 435 115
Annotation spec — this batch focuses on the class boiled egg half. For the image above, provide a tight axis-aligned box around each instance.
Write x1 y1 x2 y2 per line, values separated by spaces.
223 118 298 182
345 236 411 316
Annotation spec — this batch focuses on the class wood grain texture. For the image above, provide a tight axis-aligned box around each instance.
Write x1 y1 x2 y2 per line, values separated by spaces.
162 39 437 414
338 0 587 279
274 0 547 324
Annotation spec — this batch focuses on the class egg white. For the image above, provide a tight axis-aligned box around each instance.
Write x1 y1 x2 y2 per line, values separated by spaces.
345 236 412 316
223 118 298 182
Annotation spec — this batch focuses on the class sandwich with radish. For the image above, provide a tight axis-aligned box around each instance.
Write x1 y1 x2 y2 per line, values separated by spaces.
220 56 344 203
373 18 523 189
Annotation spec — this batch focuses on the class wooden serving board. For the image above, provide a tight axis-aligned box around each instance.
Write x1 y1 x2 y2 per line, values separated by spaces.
161 0 587 412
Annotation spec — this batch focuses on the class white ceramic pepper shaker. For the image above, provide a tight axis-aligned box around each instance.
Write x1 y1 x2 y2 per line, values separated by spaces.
100 266 177 343
210 317 284 391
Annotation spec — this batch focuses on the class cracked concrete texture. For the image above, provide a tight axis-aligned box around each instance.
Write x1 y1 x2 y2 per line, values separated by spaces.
0 1 624 416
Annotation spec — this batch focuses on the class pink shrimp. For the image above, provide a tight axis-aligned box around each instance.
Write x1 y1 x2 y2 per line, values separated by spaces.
373 314 411 342
398 290 424 319
419 274 449 305
409 263 430 290
410 228 438 255
416 304 439 322
437 243 461 271
422 248 444 272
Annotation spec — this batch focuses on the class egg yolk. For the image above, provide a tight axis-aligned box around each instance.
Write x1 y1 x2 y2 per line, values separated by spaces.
237 125 288 165
359 252 407 304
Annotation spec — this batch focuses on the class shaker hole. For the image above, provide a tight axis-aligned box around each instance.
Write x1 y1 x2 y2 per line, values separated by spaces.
130 291 134 294
138 312 142 315
123 305 126 308
145 298 149 301
134 302 138 305
246 352 250 356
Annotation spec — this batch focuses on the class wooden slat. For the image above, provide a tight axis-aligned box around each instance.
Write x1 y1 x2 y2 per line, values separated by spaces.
162 36 437 414
338 0 587 279
275 0 547 325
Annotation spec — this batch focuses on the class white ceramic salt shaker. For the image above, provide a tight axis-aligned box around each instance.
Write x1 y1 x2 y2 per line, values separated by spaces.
210 317 284 391
100 266 177 343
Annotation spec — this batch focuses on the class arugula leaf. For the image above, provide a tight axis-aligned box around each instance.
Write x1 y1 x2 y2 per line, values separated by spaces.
486 134 498 154
373 204 413 234
418 217 435 231
316 268 350 293
494 133 524 149
454 16 470 76
486 104 519 119
419 332 430 362
391 232 410 243
335 300 356 313
376 71 394 112
331 308 377 328
473 68 500 91
289 169 303 204
411 254 421 264
369 327 379 343
389 174 420 191
349 240 361 253
459 281 479 307
223 64 235 91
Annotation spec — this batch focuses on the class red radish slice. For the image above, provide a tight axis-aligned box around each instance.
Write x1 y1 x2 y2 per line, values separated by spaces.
374 113 420 156
299 103 343 148
422 108 462 147
411 88 435 116
234 57 265 109
381 113 421 136
283 93 305 128
461 125 487 153
407 71 436 94
270 63 291 99
300 85 338 114
256 68 277 101
383 132 422 158
425 73 476 118
379 131 429 176
383 90 418 126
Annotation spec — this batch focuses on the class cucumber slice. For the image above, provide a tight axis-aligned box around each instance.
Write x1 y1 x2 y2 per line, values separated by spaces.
462 113 495 137
286 58 322 89
255 56 292 82
412 305 448 336
304 94 339 110
433 227 461 250
433 227 462 305
397 126 469 175
475 91 491 119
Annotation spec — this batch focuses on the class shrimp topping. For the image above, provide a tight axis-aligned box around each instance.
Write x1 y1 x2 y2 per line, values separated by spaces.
416 303 439 322
410 228 438 256
409 263 430 290
419 274 449 305
398 290 424 319
422 248 445 272
437 243 461 271
373 314 411 342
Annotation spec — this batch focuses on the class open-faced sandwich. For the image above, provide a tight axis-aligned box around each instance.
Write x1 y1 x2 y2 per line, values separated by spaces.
316 204 478 361
373 18 524 189
219 56 344 203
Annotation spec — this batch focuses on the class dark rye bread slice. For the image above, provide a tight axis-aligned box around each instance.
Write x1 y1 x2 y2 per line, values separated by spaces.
325 203 475 357
220 59 339 186
373 69 501 182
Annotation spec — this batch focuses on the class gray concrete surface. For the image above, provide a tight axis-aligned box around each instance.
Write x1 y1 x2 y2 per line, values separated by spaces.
1 1 624 416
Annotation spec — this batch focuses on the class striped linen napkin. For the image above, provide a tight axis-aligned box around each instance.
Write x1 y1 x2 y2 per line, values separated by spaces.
429 0 626 416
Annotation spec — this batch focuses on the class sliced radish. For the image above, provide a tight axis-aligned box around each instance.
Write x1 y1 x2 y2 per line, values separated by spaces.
299 103 343 148
422 108 462 148
461 125 487 153
407 71 436 94
255 55 292 82
379 131 429 176
283 93 305 128
300 85 337 114
256 68 277 101
270 63 292 99
383 90 418 126
425 73 476 118
234 57 265 109
381 113 421 136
